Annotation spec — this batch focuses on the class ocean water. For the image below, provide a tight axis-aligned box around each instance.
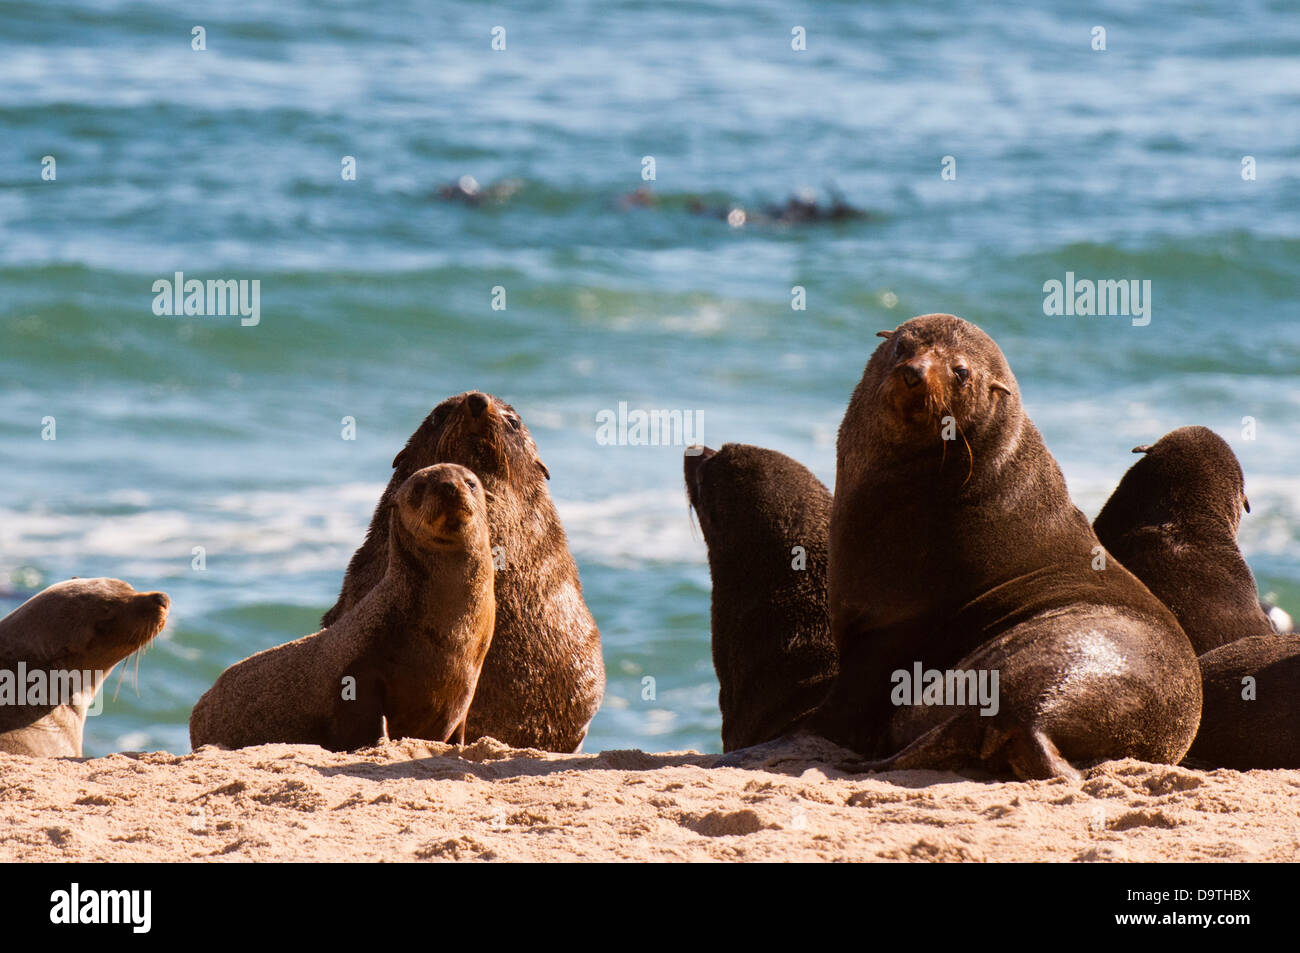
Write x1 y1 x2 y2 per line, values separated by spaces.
1 0 1297 757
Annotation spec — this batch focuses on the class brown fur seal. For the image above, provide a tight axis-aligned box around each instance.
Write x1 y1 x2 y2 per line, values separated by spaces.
684 443 838 751
191 464 495 751
808 313 1201 779
0 578 169 757
323 392 603 753
1183 634 1300 769
1093 426 1273 654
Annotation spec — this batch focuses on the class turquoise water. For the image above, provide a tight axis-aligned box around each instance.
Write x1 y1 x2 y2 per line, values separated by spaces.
1 1 1297 756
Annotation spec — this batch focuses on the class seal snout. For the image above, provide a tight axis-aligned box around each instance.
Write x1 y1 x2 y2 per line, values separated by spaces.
899 357 929 388
466 392 491 419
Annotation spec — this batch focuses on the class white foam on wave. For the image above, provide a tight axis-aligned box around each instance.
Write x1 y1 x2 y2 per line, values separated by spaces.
0 479 709 584
557 490 706 569
2 469 1293 587
0 482 384 582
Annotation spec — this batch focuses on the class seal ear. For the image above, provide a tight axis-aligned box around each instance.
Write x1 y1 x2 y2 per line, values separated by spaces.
1243 494 1251 514
1131 445 1152 454
990 379 1012 397
392 447 408 469
537 459 551 480
875 330 894 339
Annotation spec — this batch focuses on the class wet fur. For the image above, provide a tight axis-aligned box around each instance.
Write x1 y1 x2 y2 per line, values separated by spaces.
811 314 1202 779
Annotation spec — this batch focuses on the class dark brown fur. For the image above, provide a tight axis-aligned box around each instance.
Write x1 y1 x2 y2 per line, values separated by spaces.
1093 426 1272 654
810 313 1202 779
323 392 603 753
1184 634 1300 769
0 578 169 757
684 443 837 751
191 464 495 751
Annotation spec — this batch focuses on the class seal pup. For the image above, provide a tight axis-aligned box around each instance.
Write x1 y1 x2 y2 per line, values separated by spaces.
190 464 495 751
0 578 169 757
1093 426 1272 654
324 392 604 753
684 443 838 751
808 313 1201 780
1183 634 1300 769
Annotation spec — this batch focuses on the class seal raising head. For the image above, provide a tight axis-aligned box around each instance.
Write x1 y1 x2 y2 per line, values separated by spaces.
325 391 604 753
0 578 170 757
1093 426 1270 654
684 444 837 751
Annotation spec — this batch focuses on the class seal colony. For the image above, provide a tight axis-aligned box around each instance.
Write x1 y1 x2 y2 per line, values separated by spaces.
4 314 1294 779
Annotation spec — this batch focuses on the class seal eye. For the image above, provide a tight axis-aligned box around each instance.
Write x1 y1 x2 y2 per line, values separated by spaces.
953 365 970 385
507 416 521 432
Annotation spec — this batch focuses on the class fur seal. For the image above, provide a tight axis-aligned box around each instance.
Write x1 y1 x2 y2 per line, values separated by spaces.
0 578 169 757
684 443 838 751
1093 426 1272 654
190 463 495 751
1183 634 1300 769
436 176 522 206
323 391 604 753
809 313 1201 779
686 187 869 228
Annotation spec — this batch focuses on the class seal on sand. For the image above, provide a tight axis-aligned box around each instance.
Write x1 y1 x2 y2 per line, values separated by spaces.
809 313 1201 780
684 443 838 751
1093 426 1273 654
1184 634 1300 769
190 464 495 751
323 392 604 753
0 578 169 757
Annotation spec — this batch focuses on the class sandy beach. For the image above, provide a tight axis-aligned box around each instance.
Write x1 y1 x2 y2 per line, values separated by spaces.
3 736 1297 862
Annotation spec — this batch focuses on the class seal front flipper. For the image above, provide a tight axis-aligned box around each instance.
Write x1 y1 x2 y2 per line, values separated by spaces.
327 665 388 752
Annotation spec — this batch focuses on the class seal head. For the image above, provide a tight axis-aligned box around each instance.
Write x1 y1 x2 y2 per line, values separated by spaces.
1093 425 1270 653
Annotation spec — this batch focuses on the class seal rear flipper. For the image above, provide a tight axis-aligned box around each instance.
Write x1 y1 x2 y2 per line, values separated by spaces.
861 715 1082 781
1006 727 1081 781
326 668 388 752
